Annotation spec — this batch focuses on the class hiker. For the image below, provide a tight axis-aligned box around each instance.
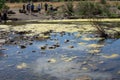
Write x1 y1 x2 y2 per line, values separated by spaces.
37 4 41 13
0 12 2 22
2 11 7 24
23 4 26 11
31 3 34 12
44 3 48 11
27 3 31 13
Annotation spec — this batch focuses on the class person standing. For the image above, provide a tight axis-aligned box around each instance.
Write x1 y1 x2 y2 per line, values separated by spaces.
37 4 41 14
44 3 48 12
23 4 26 11
27 2 31 13
3 11 7 24
0 12 2 22
31 3 34 12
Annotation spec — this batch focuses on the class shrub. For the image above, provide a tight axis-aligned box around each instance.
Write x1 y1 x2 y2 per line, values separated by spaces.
76 2 111 18
118 6 120 10
100 0 106 4
3 5 10 11
62 1 74 17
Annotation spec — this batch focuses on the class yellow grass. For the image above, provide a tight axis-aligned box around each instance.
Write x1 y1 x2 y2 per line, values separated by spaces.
6 1 120 9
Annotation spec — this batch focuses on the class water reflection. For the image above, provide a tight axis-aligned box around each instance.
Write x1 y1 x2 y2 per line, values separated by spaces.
0 31 120 80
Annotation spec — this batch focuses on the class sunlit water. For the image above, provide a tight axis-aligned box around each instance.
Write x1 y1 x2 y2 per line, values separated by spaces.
0 31 120 80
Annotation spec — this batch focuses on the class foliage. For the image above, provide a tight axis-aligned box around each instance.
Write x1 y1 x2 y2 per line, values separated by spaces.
100 0 106 4
0 0 5 11
62 1 74 16
118 5 120 10
3 5 10 10
75 2 111 18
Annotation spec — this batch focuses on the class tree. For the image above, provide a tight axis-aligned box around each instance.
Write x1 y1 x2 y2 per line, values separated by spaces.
0 0 5 11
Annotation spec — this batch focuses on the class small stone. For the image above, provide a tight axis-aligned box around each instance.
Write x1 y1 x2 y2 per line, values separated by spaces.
64 39 69 43
75 75 92 80
16 51 21 54
29 42 33 45
32 50 36 52
16 63 28 69
41 46 47 50
68 46 74 48
53 44 60 47
48 46 56 49
20 45 26 49
40 51 46 54
99 61 104 64
82 67 88 70
48 58 56 63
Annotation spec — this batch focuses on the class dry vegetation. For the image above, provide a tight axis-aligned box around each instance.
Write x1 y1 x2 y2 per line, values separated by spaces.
6 1 120 9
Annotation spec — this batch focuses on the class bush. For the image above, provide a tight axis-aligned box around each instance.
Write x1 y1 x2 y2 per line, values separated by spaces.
118 6 120 10
3 5 10 11
62 1 74 17
100 0 106 4
75 2 111 18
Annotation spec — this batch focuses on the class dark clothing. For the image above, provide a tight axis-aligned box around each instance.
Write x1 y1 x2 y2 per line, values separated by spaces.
2 12 7 24
0 13 2 22
23 4 25 10
27 4 30 12
31 4 34 12
44 3 48 11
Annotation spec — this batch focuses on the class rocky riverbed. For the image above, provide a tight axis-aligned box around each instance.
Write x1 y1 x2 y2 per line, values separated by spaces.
0 22 120 80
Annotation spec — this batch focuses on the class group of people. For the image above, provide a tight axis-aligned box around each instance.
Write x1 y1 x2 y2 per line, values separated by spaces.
22 2 55 14
0 2 58 24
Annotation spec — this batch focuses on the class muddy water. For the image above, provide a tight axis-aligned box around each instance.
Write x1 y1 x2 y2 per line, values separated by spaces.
0 25 120 80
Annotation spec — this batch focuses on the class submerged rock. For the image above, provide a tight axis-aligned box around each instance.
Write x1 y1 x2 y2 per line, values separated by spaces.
75 75 92 80
20 45 26 49
40 45 47 50
68 46 74 48
48 46 56 49
53 43 60 47
48 58 56 63
64 39 70 43
32 50 36 53
16 63 28 69
102 54 119 59
88 49 100 54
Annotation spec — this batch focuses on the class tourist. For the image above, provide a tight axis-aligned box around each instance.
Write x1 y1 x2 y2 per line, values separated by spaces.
0 12 2 22
31 3 34 12
2 11 7 24
44 3 48 11
23 4 26 11
27 2 31 13
37 4 41 14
